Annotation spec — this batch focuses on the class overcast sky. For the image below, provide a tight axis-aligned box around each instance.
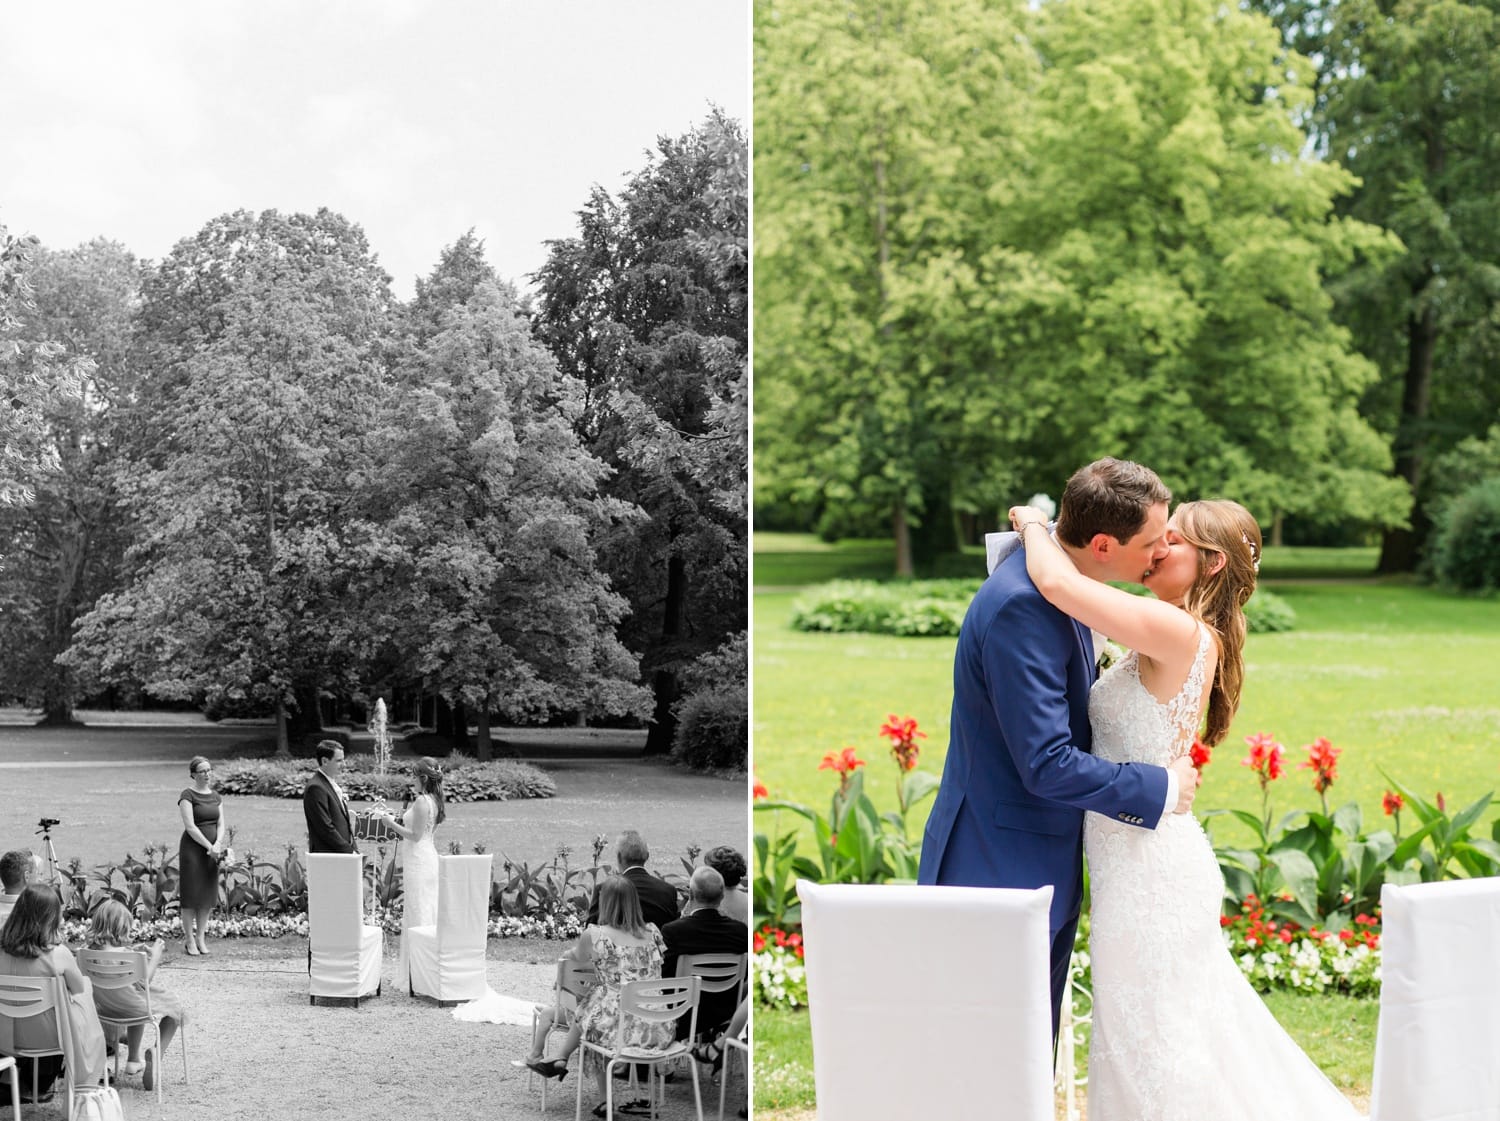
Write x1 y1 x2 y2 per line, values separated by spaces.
0 1 749 298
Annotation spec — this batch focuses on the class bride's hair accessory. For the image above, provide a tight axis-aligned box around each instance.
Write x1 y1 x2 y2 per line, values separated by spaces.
1242 532 1260 573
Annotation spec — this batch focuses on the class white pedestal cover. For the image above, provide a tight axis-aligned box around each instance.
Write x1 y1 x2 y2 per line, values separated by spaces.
1372 877 1500 1121
307 853 383 999
797 879 1054 1121
407 854 493 1002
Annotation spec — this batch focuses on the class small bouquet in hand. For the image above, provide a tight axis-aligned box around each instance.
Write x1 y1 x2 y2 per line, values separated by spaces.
212 846 236 867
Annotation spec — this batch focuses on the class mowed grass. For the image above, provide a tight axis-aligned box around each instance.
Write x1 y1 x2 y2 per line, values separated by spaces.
753 992 1378 1114
752 538 1497 1112
754 577 1500 850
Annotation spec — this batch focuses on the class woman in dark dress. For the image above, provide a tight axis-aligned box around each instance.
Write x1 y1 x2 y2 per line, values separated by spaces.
177 755 224 957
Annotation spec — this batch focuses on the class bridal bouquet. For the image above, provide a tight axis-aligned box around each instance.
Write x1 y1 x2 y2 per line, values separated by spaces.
212 846 236 867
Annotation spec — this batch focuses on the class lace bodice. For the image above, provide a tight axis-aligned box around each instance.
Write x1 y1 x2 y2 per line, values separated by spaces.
1088 622 1211 767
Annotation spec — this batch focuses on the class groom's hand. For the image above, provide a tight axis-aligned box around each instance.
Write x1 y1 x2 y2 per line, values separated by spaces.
1168 755 1200 813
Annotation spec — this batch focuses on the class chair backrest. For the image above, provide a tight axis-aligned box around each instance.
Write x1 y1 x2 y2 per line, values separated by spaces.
674 952 746 995
1371 877 1500 1121
435 854 492 951
618 976 699 1046
307 853 366 949
556 956 597 1002
797 879 1055 1121
76 950 152 1018
0 973 74 1069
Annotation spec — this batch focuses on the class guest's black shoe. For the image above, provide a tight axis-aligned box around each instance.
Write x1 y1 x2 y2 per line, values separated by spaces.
525 1058 567 1081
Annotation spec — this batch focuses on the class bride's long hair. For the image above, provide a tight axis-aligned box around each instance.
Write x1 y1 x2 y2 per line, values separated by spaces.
415 757 447 825
1173 500 1261 746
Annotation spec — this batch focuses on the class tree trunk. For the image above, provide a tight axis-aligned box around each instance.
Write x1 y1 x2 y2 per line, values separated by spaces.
893 500 914 578
643 552 688 756
452 700 469 752
274 701 291 757
1378 292 1438 574
476 704 493 762
1271 511 1284 549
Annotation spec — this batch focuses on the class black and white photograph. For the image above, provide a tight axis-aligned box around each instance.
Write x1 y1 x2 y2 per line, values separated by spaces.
1 3 749 1118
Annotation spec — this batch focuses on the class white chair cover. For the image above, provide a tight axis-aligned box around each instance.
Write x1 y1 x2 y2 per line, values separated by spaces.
1371 877 1500 1121
408 854 492 1003
796 879 1054 1121
307 853 383 1001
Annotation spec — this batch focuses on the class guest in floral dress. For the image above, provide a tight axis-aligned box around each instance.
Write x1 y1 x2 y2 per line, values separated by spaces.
86 899 188 1092
521 876 674 1116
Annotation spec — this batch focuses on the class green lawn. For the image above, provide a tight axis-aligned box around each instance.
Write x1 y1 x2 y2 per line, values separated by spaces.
754 991 1378 1113
752 540 1497 1112
754 582 1500 850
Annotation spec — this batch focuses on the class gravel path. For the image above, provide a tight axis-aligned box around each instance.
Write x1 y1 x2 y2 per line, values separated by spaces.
13 938 743 1121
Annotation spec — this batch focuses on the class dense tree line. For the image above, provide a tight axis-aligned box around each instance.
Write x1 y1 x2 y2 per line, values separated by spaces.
754 0 1496 573
0 115 747 760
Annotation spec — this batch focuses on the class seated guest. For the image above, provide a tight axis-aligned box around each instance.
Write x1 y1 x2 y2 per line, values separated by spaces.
660 867 749 1040
520 876 674 1117
0 884 109 1100
85 899 188 1091
691 996 749 1078
585 830 679 931
702 845 750 927
0 849 36 924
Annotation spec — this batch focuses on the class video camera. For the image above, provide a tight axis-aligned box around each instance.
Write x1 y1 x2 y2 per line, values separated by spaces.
36 817 60 832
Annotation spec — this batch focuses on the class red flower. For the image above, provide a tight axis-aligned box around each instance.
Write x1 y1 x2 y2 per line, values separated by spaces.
753 931 766 952
818 747 866 778
1241 732 1285 786
1436 791 1446 813
1297 736 1341 794
1381 790 1404 816
1190 738 1213 771
879 714 927 772
753 776 769 801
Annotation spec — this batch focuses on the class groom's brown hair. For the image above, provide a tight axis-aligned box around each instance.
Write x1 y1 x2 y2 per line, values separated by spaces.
1055 458 1171 548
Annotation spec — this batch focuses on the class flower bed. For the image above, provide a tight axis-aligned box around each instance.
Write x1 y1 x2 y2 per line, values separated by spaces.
213 754 556 802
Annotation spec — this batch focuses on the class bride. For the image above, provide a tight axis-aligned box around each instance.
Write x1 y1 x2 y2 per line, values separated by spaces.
376 757 444 989
1009 499 1361 1120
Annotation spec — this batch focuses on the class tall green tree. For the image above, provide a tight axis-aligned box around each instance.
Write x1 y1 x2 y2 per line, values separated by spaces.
755 0 1407 557
0 240 139 723
0 223 88 510
755 0 1040 573
365 245 649 760
65 210 396 753
1311 0 1500 570
536 112 748 755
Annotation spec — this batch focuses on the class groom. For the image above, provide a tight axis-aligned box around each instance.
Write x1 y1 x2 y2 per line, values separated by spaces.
303 739 357 854
917 458 1200 1040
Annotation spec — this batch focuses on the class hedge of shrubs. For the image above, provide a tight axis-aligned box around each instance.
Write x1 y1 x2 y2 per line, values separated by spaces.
213 753 557 802
789 579 1296 637
1429 476 1500 593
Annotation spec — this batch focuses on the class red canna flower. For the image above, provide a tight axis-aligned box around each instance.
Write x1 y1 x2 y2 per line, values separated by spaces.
1381 790 1404 816
1241 732 1285 788
1298 737 1341 795
879 714 927 772
1189 738 1213 770
753 775 769 801
818 747 866 778
1436 791 1446 813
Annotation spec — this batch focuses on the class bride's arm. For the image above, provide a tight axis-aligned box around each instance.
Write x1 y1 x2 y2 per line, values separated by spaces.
1010 506 1198 664
381 795 429 840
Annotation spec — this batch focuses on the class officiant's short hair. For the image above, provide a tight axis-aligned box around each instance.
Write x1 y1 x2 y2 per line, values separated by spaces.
1056 458 1171 549
314 740 344 764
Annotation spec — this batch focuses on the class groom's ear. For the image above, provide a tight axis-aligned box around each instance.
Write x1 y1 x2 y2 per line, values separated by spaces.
1087 533 1117 563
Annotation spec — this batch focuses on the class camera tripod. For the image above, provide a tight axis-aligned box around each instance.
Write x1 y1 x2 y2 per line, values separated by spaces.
35 818 62 888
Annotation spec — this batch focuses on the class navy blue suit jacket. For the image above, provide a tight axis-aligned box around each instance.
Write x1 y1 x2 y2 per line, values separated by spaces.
917 548 1168 936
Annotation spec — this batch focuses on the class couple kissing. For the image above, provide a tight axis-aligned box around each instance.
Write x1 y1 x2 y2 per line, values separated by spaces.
918 458 1361 1120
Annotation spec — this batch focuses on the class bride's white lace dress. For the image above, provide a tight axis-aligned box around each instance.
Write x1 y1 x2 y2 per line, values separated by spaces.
398 793 439 988
1084 624 1362 1120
